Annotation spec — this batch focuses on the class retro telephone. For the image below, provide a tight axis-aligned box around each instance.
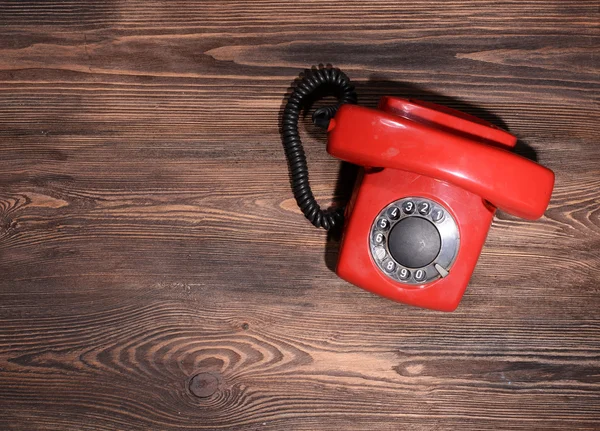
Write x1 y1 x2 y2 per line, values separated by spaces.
281 67 554 311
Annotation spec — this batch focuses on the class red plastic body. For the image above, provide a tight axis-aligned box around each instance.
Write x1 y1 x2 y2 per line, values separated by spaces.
327 97 555 311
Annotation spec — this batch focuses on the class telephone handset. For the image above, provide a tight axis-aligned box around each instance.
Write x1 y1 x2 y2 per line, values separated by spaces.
281 67 554 311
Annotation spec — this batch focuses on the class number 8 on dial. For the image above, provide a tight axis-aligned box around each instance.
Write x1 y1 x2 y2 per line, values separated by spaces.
384 260 396 272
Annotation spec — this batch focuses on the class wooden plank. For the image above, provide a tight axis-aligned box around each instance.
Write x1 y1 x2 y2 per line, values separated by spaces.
0 1 599 429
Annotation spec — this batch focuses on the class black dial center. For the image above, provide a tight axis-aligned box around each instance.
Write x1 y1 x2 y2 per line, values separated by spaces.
387 217 441 268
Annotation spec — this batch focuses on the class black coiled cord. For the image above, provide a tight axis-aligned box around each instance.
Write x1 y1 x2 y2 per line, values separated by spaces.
281 67 357 230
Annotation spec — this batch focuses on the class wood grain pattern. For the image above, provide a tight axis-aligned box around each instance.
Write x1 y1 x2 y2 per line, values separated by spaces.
0 1 599 429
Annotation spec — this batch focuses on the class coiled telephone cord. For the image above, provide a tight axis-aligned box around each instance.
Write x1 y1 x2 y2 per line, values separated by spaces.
281 67 357 230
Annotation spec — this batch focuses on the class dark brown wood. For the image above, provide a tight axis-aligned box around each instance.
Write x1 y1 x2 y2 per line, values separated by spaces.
0 1 599 429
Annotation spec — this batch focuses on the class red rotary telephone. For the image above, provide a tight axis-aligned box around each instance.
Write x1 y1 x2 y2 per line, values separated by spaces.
281 68 554 311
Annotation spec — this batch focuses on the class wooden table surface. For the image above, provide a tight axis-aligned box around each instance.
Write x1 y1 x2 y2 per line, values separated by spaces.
1 1 599 430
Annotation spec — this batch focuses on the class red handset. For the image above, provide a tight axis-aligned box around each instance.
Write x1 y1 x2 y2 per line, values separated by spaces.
281 68 554 311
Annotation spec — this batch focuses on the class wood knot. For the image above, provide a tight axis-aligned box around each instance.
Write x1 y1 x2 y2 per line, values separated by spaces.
0 217 18 235
189 372 219 398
